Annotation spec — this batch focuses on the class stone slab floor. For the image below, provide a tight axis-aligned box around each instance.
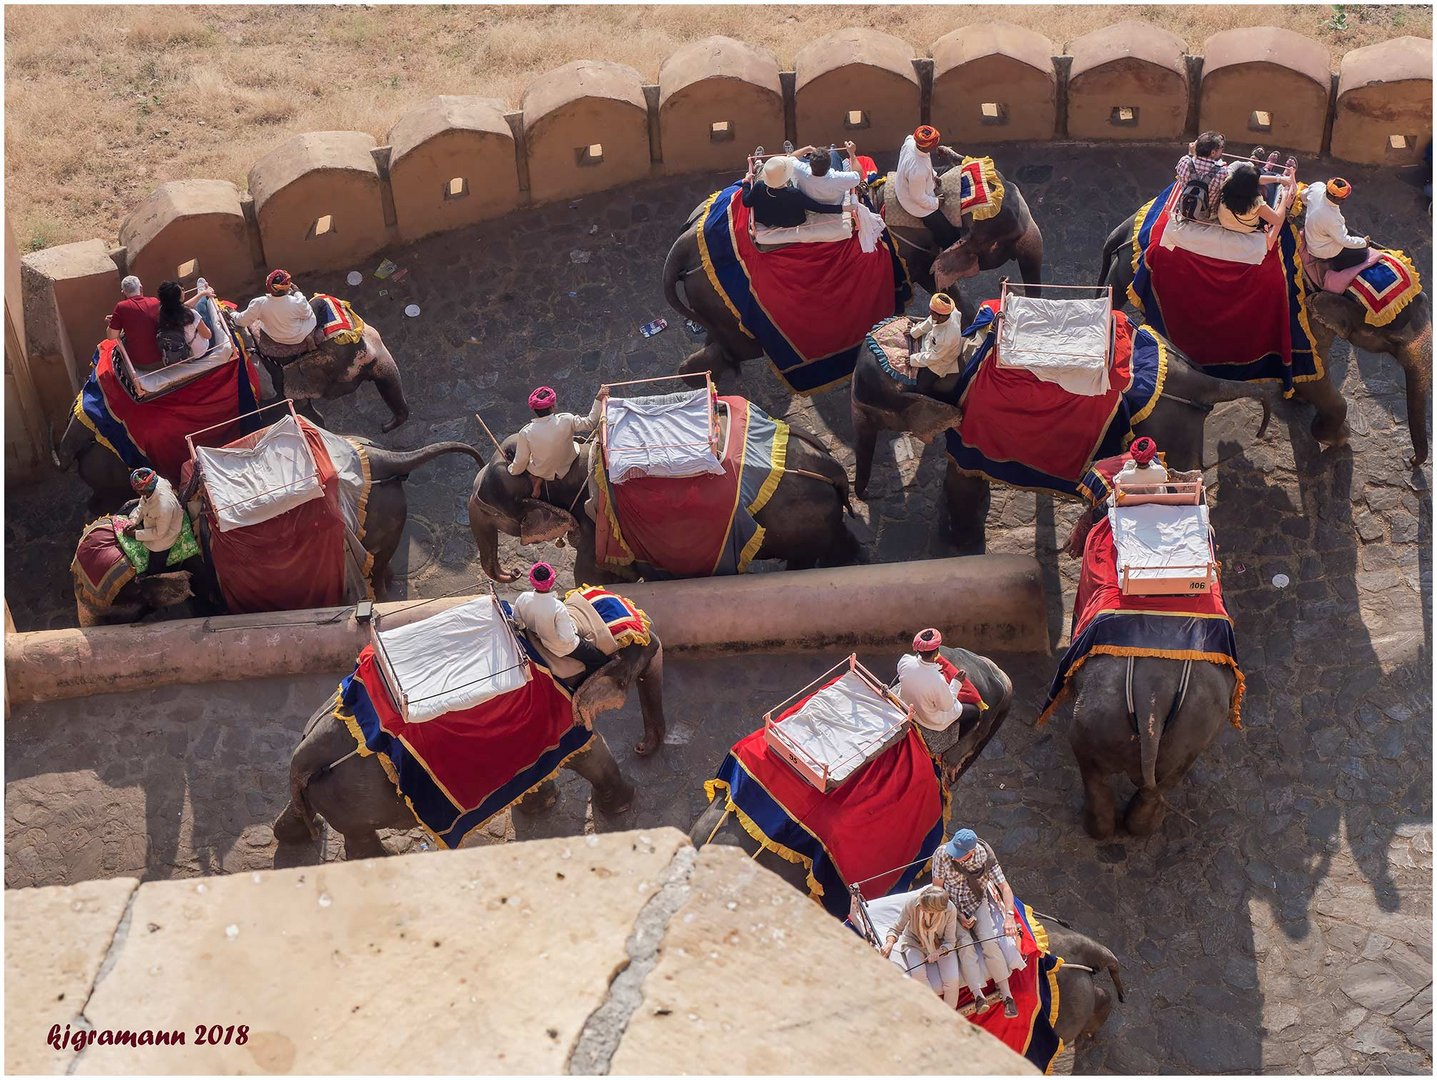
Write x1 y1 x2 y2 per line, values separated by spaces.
6 146 1432 1073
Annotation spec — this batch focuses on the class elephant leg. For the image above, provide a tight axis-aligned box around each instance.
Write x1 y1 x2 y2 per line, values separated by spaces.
566 732 635 815
515 777 560 815
298 398 325 427
340 829 390 860
851 406 880 499
371 352 411 434
1301 321 1350 448
633 644 667 757
1074 744 1117 841
1016 229 1044 299
679 341 736 391
368 545 397 602
943 461 990 555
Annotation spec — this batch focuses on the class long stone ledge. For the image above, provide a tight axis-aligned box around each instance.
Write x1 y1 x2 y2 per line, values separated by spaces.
3 830 1033 1074
6 557 1047 705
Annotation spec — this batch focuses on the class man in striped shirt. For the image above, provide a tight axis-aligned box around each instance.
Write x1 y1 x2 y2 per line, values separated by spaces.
932 828 1026 1017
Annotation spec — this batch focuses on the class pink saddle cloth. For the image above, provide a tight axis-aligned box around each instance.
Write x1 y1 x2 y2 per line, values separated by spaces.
1302 246 1382 294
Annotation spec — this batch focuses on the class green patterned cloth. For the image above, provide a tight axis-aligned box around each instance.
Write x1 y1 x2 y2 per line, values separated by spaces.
113 512 199 573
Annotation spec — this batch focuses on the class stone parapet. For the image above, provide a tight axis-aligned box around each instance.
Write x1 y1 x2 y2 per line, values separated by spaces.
659 36 785 175
931 23 1058 144
118 180 260 298
1066 22 1189 141
793 29 921 153
1330 36 1433 165
1199 26 1332 154
3 830 1033 1074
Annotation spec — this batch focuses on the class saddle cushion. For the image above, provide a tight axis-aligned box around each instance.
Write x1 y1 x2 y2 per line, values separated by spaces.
865 315 918 386
1342 249 1423 327
880 156 1005 231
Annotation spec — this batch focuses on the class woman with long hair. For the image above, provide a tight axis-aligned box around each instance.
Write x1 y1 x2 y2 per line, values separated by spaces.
154 279 213 361
1218 160 1296 250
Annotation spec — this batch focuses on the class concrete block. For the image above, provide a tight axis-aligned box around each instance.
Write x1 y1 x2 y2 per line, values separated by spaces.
931 23 1058 144
118 180 260 298
387 96 521 241
609 845 1035 1074
4 877 139 1074
247 131 389 275
659 37 785 175
794 29 920 154
1066 22 1189 141
5 556 1049 704
521 60 651 206
72 832 685 1073
20 239 120 417
1199 27 1332 154
1330 36 1432 166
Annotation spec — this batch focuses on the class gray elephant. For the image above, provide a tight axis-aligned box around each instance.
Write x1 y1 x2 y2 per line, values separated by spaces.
1100 213 1432 466
850 322 1276 553
1041 921 1128 1047
661 162 1041 390
70 440 484 625
467 427 862 586
272 631 665 858
689 645 1013 891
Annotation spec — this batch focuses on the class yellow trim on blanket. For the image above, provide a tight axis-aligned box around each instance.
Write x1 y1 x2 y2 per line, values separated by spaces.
1036 645 1246 730
71 392 125 463
711 401 753 576
694 189 754 338
1285 226 1326 385
346 438 376 592
1362 248 1423 328
748 418 789 517
70 517 139 608
1127 197 1155 314
333 678 595 848
566 585 654 650
592 446 637 569
1128 329 1170 427
963 157 1005 222
703 777 827 901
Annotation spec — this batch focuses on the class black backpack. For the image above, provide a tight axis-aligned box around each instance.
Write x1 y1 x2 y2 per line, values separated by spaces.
156 323 190 365
1179 178 1211 221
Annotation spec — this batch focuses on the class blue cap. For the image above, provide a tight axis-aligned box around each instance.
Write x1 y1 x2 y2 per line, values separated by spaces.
945 828 978 859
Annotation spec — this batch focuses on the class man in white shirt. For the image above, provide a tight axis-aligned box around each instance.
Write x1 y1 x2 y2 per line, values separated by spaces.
895 628 970 732
895 125 963 250
908 292 965 395
233 269 319 357
508 385 607 499
1114 437 1169 495
1302 177 1371 273
511 562 608 669
791 141 863 205
121 468 185 573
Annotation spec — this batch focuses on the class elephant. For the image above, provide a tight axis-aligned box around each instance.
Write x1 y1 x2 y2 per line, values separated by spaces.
467 426 862 586
1099 212 1432 466
688 645 1013 894
849 327 1277 552
660 162 1041 390
271 632 665 859
71 439 485 625
244 307 411 436
1040 920 1128 1047
55 305 412 515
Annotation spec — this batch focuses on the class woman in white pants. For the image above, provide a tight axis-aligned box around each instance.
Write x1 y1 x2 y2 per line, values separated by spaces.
934 828 1026 1017
880 886 965 1008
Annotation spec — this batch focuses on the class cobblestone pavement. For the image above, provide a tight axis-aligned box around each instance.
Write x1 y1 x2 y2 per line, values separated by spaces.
6 146 1432 1073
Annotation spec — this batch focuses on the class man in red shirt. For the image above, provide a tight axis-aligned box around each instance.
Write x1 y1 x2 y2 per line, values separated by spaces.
106 275 162 368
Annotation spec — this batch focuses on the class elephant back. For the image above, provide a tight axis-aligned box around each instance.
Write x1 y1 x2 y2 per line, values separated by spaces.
940 645 1012 717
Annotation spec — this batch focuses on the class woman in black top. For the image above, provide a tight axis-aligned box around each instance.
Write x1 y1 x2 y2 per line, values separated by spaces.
742 155 843 229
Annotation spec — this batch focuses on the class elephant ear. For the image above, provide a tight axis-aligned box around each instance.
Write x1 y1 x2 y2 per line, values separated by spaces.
519 500 577 545
138 571 194 609
571 660 628 729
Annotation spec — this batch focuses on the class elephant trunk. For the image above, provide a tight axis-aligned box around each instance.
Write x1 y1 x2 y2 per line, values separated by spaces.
468 499 515 583
1399 316 1432 466
366 441 485 483
1191 376 1275 441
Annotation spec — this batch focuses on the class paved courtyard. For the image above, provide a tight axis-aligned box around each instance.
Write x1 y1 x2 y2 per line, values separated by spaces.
6 145 1432 1073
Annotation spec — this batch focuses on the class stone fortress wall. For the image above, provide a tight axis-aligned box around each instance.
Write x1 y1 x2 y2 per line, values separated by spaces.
6 23 1432 482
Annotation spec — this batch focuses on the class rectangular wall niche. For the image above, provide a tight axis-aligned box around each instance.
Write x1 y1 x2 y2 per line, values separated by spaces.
176 258 199 280
577 143 605 167
1388 134 1414 152
307 214 334 240
1248 110 1273 133
1109 105 1140 127
444 176 470 200
981 102 1008 126
844 110 870 130
710 120 734 143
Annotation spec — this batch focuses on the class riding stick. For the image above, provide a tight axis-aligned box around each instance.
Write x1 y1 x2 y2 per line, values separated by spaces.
473 411 507 457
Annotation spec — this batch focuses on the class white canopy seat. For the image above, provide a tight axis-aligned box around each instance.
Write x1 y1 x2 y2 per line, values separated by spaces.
117 295 243 401
601 386 727 485
994 290 1114 397
1160 213 1268 266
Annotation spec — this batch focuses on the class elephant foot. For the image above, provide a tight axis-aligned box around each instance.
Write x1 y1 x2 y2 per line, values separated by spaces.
516 779 560 815
1082 803 1116 841
271 803 315 845
380 413 409 434
595 778 636 816
1310 413 1350 449
1124 791 1165 837
634 730 663 757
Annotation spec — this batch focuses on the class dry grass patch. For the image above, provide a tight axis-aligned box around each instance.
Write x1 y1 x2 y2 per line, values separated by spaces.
4 3 1429 249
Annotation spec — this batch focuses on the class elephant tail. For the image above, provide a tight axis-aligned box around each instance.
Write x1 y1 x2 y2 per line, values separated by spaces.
662 234 705 328
1091 943 1126 1003
1138 705 1163 795
365 441 486 483
274 759 321 844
